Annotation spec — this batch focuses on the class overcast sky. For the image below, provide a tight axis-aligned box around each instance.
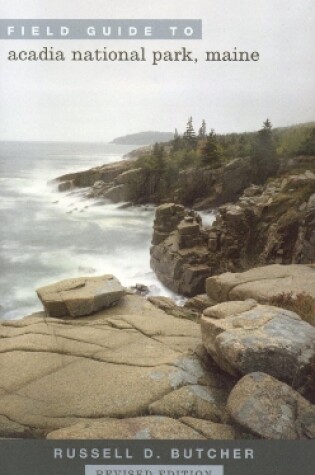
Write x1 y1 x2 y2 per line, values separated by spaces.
0 0 314 142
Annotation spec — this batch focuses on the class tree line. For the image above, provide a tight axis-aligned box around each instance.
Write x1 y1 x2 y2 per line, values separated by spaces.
135 117 315 192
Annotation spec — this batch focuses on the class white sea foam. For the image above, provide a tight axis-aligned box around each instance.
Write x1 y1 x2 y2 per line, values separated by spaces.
0 141 183 320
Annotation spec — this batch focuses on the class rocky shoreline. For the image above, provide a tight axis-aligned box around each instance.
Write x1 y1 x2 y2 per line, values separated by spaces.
150 170 315 299
54 156 255 207
0 268 314 440
1 146 314 440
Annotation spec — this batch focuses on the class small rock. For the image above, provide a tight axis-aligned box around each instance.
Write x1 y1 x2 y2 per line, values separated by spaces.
130 283 150 296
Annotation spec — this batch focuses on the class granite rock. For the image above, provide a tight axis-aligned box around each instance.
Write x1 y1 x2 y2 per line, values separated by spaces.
201 303 315 385
227 373 315 439
36 275 125 318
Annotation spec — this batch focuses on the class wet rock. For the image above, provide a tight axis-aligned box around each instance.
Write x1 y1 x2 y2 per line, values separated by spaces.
103 184 126 202
93 180 106 189
53 159 133 189
36 275 125 318
58 180 74 192
130 283 150 296
227 372 315 439
201 303 315 384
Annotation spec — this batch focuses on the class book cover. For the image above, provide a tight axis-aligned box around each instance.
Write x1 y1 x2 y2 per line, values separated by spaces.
0 1 314 474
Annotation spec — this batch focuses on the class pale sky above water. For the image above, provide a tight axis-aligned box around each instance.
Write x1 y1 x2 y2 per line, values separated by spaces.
0 0 314 142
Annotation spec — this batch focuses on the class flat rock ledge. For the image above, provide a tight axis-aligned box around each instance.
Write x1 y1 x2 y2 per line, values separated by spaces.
0 294 237 439
206 264 315 326
36 275 125 318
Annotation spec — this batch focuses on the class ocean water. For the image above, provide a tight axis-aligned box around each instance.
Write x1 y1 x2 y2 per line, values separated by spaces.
0 141 184 320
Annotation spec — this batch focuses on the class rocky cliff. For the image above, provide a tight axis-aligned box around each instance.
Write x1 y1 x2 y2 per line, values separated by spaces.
55 159 163 204
53 159 134 192
175 157 254 208
150 170 315 297
55 156 258 208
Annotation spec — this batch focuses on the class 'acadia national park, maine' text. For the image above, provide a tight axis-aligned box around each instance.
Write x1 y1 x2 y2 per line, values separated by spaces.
7 46 260 64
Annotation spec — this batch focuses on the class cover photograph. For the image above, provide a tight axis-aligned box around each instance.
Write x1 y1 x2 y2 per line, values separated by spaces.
0 0 314 473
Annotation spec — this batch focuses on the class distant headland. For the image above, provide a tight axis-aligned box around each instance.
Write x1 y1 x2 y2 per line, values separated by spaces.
111 131 174 145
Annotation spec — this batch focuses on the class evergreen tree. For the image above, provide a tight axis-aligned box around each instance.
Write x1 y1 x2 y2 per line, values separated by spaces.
250 119 278 183
183 117 197 149
172 128 181 152
299 128 315 155
198 120 207 138
201 129 221 166
151 143 165 171
238 135 247 157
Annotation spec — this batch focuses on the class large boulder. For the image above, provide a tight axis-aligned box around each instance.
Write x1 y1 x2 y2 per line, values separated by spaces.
36 275 125 318
227 372 315 439
206 264 315 325
201 302 315 385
